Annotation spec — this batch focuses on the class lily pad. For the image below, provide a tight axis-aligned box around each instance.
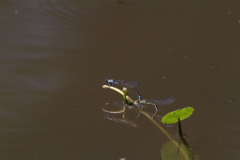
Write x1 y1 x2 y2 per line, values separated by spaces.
162 107 194 124
161 141 193 160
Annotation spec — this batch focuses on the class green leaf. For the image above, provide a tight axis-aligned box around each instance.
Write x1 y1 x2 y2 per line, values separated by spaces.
162 107 194 124
161 141 193 160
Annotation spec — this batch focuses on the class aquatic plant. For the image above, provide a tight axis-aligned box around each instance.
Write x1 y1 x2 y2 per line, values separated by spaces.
102 81 195 160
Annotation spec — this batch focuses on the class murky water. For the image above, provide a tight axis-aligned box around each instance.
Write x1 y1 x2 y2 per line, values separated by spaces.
0 0 240 159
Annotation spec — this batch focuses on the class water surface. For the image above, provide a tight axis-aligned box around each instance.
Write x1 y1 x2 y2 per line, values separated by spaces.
0 0 240 159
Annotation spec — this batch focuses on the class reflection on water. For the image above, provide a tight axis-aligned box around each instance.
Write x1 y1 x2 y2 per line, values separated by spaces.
0 0 240 159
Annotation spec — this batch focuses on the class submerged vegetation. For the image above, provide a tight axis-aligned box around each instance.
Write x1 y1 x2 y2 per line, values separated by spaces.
102 79 195 160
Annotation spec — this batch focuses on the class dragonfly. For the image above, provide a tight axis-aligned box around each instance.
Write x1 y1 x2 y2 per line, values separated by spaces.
104 79 175 118
105 79 139 88
134 88 176 118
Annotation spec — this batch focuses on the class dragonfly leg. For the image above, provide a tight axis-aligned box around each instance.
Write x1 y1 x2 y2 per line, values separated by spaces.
132 108 141 121
146 102 159 119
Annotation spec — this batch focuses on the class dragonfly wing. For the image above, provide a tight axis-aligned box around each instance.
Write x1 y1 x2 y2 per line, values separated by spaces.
118 80 139 88
146 97 175 105
105 79 139 88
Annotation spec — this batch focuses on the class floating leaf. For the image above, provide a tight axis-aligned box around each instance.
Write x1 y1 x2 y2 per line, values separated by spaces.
162 107 194 124
161 141 193 160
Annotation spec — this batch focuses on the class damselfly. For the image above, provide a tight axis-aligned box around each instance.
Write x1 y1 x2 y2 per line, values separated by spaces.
134 88 175 118
105 79 139 88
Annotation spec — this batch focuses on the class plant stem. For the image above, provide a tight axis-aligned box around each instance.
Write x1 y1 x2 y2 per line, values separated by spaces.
178 118 190 149
102 84 192 160
102 85 137 105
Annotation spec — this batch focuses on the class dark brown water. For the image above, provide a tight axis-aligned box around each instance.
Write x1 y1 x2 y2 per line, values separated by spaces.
1 0 240 159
